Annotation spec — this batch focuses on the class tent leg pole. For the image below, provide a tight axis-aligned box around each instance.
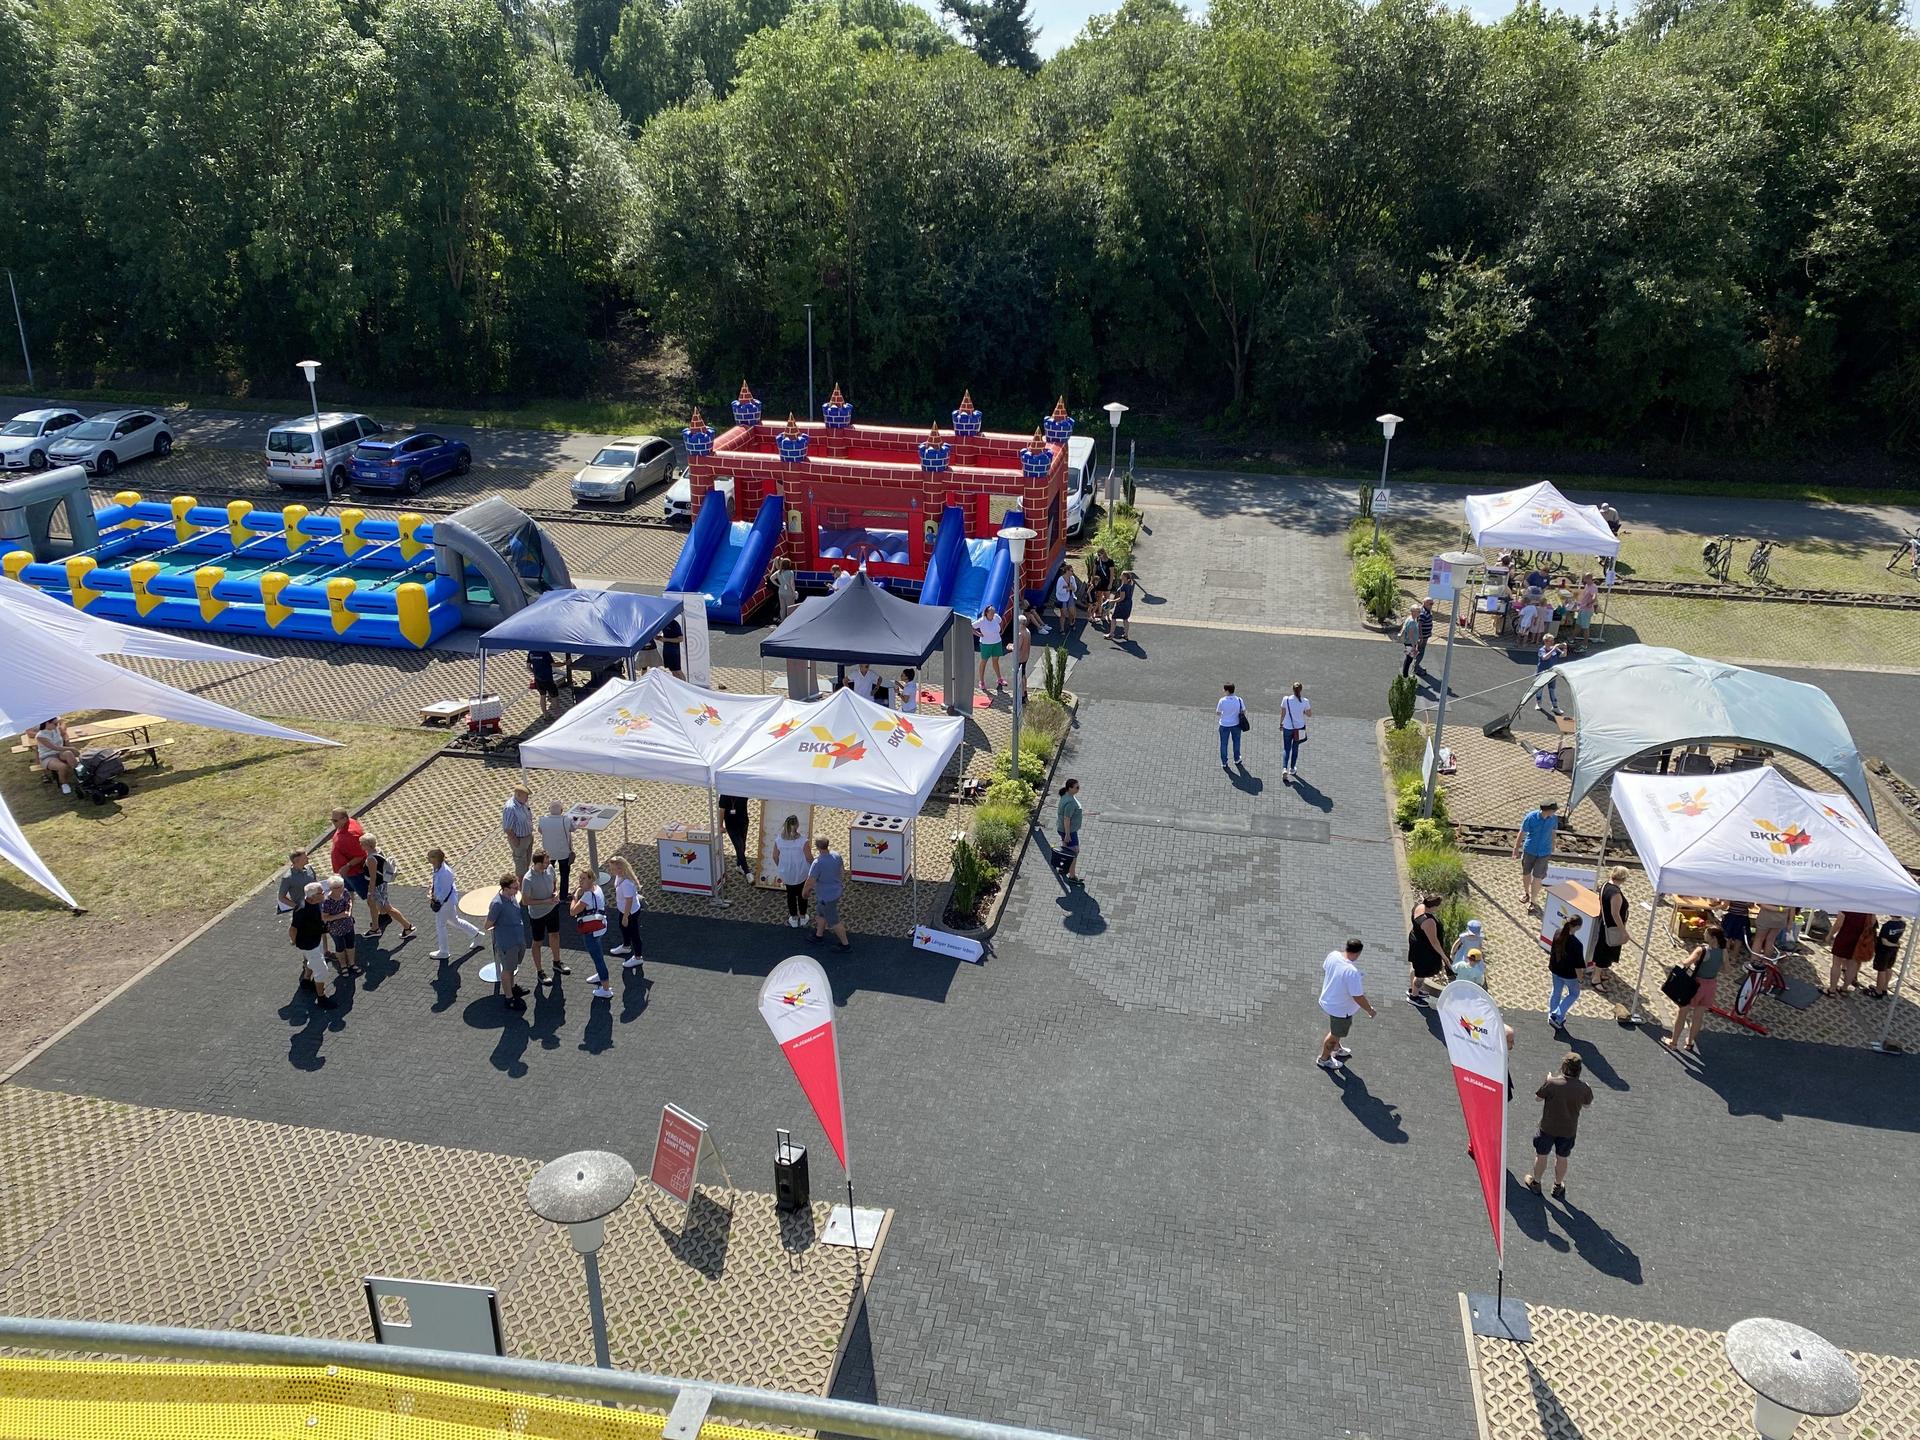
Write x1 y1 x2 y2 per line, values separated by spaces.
1872 921 1918 1054
1628 893 1660 1026
1593 791 1615 882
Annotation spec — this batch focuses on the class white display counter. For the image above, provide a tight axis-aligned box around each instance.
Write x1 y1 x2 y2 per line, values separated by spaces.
849 812 911 886
657 822 719 896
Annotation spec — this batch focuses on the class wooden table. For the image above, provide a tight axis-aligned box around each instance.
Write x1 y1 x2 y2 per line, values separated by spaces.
458 886 493 921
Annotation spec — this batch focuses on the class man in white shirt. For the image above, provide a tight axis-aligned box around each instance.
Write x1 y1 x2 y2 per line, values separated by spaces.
502 787 534 876
425 847 485 960
895 667 919 713
848 662 879 700
1279 681 1312 783
829 566 852 593
1317 939 1377 1072
1216 682 1246 771
1053 568 1077 629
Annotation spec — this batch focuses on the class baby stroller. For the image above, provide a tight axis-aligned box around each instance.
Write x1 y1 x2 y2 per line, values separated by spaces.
72 746 130 804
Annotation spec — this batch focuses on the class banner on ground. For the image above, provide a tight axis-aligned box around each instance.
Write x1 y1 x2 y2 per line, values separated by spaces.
1437 979 1507 1261
648 1103 710 1206
757 955 849 1173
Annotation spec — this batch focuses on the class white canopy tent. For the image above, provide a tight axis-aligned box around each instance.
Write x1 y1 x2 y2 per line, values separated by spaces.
711 686 964 814
1463 480 1621 561
518 669 782 787
1611 767 1920 1050
2 601 332 911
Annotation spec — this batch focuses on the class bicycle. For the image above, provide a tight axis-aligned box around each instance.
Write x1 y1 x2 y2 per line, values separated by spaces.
1744 539 1776 585
1727 948 1787 1032
1700 535 1734 582
1887 528 1920 579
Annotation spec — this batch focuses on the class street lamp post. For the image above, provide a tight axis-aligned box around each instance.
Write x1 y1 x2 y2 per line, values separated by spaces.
803 305 815 419
1102 402 1128 508
525 1150 636 1371
998 525 1037 772
1421 549 1481 820
296 360 328 506
7 270 32 391
1372 413 1402 550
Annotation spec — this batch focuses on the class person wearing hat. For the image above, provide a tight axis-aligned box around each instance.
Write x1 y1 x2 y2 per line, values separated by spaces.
1452 945 1487 989
1512 798 1562 911
1451 917 1484 973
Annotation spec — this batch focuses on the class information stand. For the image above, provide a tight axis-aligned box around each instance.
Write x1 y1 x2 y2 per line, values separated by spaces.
648 1103 733 1207
1540 868 1600 953
657 821 719 895
849 812 911 885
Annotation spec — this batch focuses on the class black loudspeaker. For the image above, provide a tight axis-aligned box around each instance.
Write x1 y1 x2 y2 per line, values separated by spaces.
774 1129 809 1213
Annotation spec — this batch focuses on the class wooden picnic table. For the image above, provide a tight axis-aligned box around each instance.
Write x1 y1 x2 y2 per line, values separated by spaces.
13 715 172 772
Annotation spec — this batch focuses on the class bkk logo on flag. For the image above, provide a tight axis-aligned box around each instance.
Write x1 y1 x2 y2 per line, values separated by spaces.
757 955 849 1170
1437 979 1508 1261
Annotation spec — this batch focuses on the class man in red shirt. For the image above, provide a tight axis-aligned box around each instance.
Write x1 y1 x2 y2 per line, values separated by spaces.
329 807 372 923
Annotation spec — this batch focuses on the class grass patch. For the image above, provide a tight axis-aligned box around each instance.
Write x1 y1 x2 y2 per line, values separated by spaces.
1603 529 1920 594
1 719 445 939
1603 596 1920 668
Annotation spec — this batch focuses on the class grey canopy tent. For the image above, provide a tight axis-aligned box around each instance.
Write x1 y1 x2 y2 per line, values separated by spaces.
1490 645 1875 823
760 572 954 666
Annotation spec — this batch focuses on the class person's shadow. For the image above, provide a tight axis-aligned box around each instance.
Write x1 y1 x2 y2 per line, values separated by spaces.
281 982 343 1071
361 929 412 993
528 978 567 1051
1504 1172 1568 1252
429 952 465 1014
1565 1034 1630 1092
1057 885 1106 935
1288 775 1333 813
1551 1197 1643 1282
579 993 615 1054
1228 763 1264 795
621 967 652 1023
1333 1069 1407 1142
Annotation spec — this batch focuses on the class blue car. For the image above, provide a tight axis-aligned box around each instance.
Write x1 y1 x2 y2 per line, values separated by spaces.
348 432 472 495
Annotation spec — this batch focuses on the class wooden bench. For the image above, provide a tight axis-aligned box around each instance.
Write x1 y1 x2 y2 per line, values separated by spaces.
418 699 471 726
17 736 173 775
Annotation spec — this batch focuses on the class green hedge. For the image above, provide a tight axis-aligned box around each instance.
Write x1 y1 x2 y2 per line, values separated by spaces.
1091 504 1143 572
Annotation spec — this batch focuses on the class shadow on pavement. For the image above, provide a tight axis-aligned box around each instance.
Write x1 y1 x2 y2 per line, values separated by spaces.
1333 1069 1407 1143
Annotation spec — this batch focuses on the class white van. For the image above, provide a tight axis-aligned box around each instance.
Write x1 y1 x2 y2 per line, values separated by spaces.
1065 435 1098 537
265 412 385 492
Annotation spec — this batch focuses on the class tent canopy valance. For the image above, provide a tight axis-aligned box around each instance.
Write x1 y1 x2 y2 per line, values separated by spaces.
476 588 680 660
1499 646 1873 823
712 686 963 813
1613 768 1919 915
517 669 781 789
1464 480 1621 560
759 572 953 667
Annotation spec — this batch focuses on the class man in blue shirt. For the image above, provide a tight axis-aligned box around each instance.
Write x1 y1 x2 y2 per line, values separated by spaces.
1512 799 1562 911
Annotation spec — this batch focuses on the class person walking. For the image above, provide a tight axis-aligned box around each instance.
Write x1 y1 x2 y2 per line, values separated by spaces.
570 869 614 999
521 851 569 985
502 787 535 878
329 807 373 927
485 872 530 1011
1398 611 1420 678
773 557 799 619
289 881 336 1008
1053 566 1078 629
1547 911 1585 1031
1414 597 1436 672
1279 681 1310 783
719 793 752 877
1512 798 1562 911
804 836 851 951
1664 923 1724 1053
1533 640 1569 717
1525 1053 1593 1200
974 605 1008 693
1105 570 1136 642
320 874 362 978
773 814 812 927
1216 683 1247 772
1055 778 1082 885
1088 549 1113 618
607 856 644 972
425 848 484 960
1316 939 1377 1071
361 836 414 942
1590 866 1628 982
277 848 316 915
536 801 575 900
1406 893 1447 1007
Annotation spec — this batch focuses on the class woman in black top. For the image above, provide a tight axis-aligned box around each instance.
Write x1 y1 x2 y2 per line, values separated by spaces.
1548 913 1585 1031
1406 894 1448 1007
1590 867 1628 980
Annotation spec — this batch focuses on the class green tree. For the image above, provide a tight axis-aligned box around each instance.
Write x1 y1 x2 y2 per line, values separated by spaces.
940 0 1039 71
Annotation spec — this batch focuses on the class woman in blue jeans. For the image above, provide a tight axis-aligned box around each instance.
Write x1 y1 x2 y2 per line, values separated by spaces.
570 870 613 999
1548 911 1585 1030
1216 683 1246 769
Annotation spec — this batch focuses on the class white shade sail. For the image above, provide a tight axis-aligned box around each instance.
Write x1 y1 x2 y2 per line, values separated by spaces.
1463 480 1621 559
517 670 782 789
711 687 964 814
1612 768 1920 915
0 578 275 665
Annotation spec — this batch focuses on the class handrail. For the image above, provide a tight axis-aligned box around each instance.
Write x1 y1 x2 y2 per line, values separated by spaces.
0 1315 1086 1440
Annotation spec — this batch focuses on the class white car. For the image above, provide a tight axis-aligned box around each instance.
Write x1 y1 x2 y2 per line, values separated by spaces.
1066 435 1097 537
44 409 172 476
0 408 87 471
662 465 693 521
571 434 676 505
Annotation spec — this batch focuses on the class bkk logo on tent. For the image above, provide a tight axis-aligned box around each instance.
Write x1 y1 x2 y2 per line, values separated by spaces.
1818 803 1856 830
1530 505 1567 527
684 703 722 728
800 727 866 768
874 716 923 749
1750 817 1813 855
1667 787 1711 818
608 707 653 736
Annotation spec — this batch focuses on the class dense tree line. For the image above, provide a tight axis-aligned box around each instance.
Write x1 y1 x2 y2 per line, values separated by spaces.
3 0 1916 448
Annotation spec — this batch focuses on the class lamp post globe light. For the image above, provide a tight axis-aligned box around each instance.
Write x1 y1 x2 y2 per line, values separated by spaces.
998 524 1038 767
296 360 329 506
1371 412 1403 548
1724 1318 1862 1440
525 1150 636 1370
1102 401 1128 505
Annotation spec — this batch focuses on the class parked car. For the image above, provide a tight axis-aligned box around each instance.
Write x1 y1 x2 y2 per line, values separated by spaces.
348 432 472 495
662 465 693 521
44 409 172 476
570 435 676 505
1066 435 1097 537
265 412 385 492
0 408 87 472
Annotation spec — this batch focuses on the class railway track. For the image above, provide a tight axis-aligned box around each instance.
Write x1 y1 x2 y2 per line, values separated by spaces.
1396 567 1920 611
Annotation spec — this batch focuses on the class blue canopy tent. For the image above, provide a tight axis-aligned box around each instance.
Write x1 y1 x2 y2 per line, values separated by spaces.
474 588 682 700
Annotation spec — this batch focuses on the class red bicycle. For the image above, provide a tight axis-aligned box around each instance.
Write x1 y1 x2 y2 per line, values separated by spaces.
1722 951 1787 1034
